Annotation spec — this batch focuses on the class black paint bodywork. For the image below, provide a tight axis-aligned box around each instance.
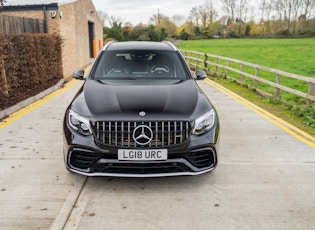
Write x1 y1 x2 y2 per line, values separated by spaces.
63 41 220 177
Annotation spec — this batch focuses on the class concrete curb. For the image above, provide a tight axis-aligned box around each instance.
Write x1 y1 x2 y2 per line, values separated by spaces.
0 79 65 120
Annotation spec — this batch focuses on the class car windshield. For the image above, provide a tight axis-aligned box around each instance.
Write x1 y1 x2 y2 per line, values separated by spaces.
93 50 189 81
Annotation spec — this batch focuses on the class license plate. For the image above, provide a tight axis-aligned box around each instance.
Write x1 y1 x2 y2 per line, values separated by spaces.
118 149 167 161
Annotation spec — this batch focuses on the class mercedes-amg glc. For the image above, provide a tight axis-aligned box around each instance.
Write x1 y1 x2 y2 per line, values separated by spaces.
63 41 220 177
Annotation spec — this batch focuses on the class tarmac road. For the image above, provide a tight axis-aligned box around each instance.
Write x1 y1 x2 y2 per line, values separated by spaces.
0 78 314 230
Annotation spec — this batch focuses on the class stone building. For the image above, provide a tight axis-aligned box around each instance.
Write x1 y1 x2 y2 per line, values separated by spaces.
3 0 103 79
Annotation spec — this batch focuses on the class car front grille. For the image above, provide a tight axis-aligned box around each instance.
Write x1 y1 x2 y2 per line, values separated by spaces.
92 121 191 148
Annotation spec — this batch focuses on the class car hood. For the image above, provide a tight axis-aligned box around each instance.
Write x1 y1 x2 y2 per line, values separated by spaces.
71 79 212 121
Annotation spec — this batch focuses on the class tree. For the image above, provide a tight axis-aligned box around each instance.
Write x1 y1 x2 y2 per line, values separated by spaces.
104 21 124 41
108 16 125 28
221 0 236 22
188 1 219 37
237 0 249 35
239 0 249 23
146 25 157 41
205 0 219 35
175 21 196 37
188 7 201 26
179 29 190 40
172 15 186 27
0 0 6 10
128 24 147 41
97 11 109 26
263 0 273 34
150 12 163 27
302 0 315 19
103 0 315 40
149 13 176 39
291 0 304 34
259 0 268 22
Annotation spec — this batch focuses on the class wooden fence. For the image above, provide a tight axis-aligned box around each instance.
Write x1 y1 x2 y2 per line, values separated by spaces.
180 49 315 106
0 15 43 34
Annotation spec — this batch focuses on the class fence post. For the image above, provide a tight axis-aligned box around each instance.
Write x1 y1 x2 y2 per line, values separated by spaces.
189 52 195 69
204 53 208 71
197 53 200 69
215 57 218 74
254 66 259 90
307 82 315 107
226 60 230 78
275 72 281 97
239 64 244 82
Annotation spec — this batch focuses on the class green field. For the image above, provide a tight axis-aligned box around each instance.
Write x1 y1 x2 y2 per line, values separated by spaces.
177 38 315 103
177 38 315 132
177 38 315 77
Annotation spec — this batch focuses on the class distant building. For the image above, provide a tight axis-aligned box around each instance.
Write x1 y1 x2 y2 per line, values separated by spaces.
2 0 103 79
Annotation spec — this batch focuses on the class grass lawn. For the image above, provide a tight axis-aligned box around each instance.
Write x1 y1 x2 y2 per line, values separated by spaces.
177 38 315 77
177 38 315 135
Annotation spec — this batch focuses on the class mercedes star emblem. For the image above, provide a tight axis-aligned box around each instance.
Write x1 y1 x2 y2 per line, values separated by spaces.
133 125 153 145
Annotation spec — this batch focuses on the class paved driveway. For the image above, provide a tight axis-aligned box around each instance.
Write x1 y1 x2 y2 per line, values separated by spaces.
0 79 314 230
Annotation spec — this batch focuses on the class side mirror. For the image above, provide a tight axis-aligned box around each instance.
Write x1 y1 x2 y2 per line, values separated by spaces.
73 70 85 80
195 70 207 80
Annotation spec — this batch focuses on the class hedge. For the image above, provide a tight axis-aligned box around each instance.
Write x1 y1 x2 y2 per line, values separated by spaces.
0 33 63 110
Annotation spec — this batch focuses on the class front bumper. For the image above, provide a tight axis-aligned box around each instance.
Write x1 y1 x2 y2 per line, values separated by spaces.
64 146 217 177
63 121 219 177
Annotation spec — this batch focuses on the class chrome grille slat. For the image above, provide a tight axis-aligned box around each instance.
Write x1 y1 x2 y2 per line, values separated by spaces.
115 122 118 145
155 122 158 146
180 122 183 143
93 121 190 148
96 122 100 139
186 122 189 139
109 122 112 145
162 122 165 146
121 122 124 146
149 122 152 147
102 122 105 143
174 122 177 145
128 122 130 146
134 122 137 147
168 122 171 145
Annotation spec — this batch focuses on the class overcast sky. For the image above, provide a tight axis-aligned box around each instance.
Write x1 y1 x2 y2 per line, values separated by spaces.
91 0 211 25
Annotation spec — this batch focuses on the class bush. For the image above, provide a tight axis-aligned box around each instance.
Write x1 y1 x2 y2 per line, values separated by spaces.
0 33 63 110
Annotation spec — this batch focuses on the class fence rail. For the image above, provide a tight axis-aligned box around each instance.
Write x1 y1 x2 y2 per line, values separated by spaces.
0 15 43 34
180 49 315 106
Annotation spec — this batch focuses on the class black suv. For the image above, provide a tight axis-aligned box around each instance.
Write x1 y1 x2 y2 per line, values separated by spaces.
63 41 220 177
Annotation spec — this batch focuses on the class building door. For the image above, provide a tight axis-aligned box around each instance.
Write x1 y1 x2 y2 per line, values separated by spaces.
88 22 94 58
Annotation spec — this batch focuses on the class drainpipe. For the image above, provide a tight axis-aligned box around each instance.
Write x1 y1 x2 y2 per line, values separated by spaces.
43 6 48 33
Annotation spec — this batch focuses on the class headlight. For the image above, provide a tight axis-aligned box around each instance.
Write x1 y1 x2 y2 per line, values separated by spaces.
193 109 215 135
68 109 92 136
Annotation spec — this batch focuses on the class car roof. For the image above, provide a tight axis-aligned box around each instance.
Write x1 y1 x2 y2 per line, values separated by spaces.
104 41 178 52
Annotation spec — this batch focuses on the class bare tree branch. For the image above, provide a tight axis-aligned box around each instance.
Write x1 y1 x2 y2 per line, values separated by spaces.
221 0 236 22
0 0 6 10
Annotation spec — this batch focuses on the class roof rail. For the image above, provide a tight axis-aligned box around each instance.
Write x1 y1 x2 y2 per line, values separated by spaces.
102 41 115 51
162 41 178 51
